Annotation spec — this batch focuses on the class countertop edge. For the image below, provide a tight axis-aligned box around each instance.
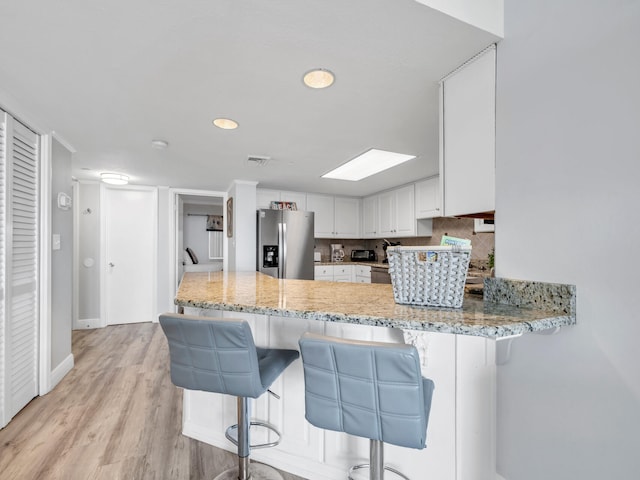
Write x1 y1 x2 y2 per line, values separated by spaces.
175 298 576 339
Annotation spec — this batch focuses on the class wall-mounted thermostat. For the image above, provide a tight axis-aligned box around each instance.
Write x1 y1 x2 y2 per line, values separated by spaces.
57 192 72 210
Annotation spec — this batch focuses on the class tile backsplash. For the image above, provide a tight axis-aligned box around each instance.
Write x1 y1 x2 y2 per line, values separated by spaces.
315 217 494 264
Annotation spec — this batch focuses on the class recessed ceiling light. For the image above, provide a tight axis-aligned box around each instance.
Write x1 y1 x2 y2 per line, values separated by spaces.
151 139 169 149
100 173 129 185
322 149 416 181
303 69 335 89
213 118 239 130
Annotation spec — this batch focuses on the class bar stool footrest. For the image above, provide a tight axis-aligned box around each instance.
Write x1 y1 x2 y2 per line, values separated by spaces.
225 421 282 449
348 463 411 480
214 462 284 480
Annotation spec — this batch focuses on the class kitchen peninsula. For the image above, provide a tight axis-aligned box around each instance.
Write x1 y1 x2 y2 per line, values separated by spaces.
176 271 575 338
175 272 575 480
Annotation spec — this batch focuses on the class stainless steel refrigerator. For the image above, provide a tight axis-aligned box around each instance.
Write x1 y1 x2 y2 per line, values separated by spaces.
257 209 315 280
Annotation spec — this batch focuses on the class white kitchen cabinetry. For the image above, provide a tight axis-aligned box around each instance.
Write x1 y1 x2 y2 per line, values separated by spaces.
256 189 307 211
306 194 335 237
314 265 335 281
182 308 496 480
378 184 416 237
415 176 441 219
307 194 360 238
334 197 360 238
354 265 371 283
440 46 496 217
362 195 378 238
314 264 354 282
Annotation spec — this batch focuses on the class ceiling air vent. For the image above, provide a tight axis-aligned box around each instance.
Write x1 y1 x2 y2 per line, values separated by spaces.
247 155 270 167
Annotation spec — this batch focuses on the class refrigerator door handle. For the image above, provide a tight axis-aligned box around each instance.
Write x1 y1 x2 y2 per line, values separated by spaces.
278 222 284 278
281 222 287 278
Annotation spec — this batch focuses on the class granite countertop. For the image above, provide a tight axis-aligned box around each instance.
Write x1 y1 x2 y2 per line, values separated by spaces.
175 272 576 338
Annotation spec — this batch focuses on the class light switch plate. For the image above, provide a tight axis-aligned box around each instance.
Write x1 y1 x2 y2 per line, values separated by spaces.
52 234 61 250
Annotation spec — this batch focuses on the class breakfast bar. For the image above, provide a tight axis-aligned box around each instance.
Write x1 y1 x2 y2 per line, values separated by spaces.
175 272 576 480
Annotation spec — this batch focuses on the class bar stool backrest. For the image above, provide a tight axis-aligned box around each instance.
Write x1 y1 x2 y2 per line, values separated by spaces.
299 332 434 450
159 313 266 399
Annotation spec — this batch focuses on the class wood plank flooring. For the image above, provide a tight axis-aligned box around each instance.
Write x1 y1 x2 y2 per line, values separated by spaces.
0 323 306 480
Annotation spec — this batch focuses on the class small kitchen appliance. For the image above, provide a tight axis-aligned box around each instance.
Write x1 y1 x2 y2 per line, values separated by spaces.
331 244 345 262
350 249 376 262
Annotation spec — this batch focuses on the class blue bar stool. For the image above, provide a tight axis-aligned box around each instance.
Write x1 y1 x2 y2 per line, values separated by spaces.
298 332 435 480
159 313 299 480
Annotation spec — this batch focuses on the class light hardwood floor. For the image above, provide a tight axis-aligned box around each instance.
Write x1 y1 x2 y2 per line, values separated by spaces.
0 323 306 480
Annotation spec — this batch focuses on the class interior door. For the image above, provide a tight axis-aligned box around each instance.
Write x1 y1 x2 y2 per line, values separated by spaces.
103 186 157 325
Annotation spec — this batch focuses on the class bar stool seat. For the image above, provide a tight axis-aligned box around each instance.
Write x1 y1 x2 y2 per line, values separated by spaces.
160 313 299 480
298 332 435 480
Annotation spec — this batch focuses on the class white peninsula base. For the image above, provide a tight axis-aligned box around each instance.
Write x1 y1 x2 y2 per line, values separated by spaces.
182 307 496 480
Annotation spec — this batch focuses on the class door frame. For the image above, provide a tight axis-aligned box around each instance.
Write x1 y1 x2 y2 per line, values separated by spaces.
169 188 227 311
100 184 158 327
38 133 51 395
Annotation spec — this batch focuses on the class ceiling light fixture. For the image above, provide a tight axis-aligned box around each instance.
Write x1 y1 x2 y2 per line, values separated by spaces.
322 149 416 181
151 139 169 149
100 172 129 185
303 68 335 89
213 118 239 130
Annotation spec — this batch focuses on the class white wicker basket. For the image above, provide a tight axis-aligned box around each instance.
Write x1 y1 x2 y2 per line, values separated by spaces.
387 246 471 308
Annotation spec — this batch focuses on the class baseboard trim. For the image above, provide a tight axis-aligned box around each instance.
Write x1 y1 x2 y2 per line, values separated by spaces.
50 353 74 390
74 318 101 330
496 474 507 480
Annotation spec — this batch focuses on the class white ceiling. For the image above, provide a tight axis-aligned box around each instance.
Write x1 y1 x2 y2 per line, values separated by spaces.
0 0 498 197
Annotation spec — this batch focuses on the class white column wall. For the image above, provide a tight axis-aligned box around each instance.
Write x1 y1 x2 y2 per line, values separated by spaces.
495 1 640 478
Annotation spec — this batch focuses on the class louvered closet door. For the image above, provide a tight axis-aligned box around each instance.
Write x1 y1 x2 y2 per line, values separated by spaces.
3 113 39 425
0 111 7 427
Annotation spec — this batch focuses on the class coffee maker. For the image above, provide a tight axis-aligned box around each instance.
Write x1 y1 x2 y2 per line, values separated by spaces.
382 239 401 263
331 244 345 262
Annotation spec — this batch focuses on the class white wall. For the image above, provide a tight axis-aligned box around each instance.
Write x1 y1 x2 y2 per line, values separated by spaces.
157 187 173 316
226 181 257 272
183 203 223 262
50 139 73 370
495 1 640 478
76 182 101 327
415 0 504 37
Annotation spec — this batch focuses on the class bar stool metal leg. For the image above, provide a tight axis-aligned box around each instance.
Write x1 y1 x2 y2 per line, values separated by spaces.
214 398 284 480
348 440 411 480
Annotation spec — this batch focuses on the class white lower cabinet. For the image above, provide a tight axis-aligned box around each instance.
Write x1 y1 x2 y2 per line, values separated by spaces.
314 264 353 282
313 265 335 281
314 264 371 283
182 308 496 480
354 265 371 283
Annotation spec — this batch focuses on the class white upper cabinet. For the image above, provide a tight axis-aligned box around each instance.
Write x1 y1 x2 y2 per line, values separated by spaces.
307 194 360 238
256 189 307 211
362 195 379 238
306 194 335 237
256 188 279 209
394 184 416 236
378 184 416 238
415 176 441 219
440 46 496 217
334 197 361 238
